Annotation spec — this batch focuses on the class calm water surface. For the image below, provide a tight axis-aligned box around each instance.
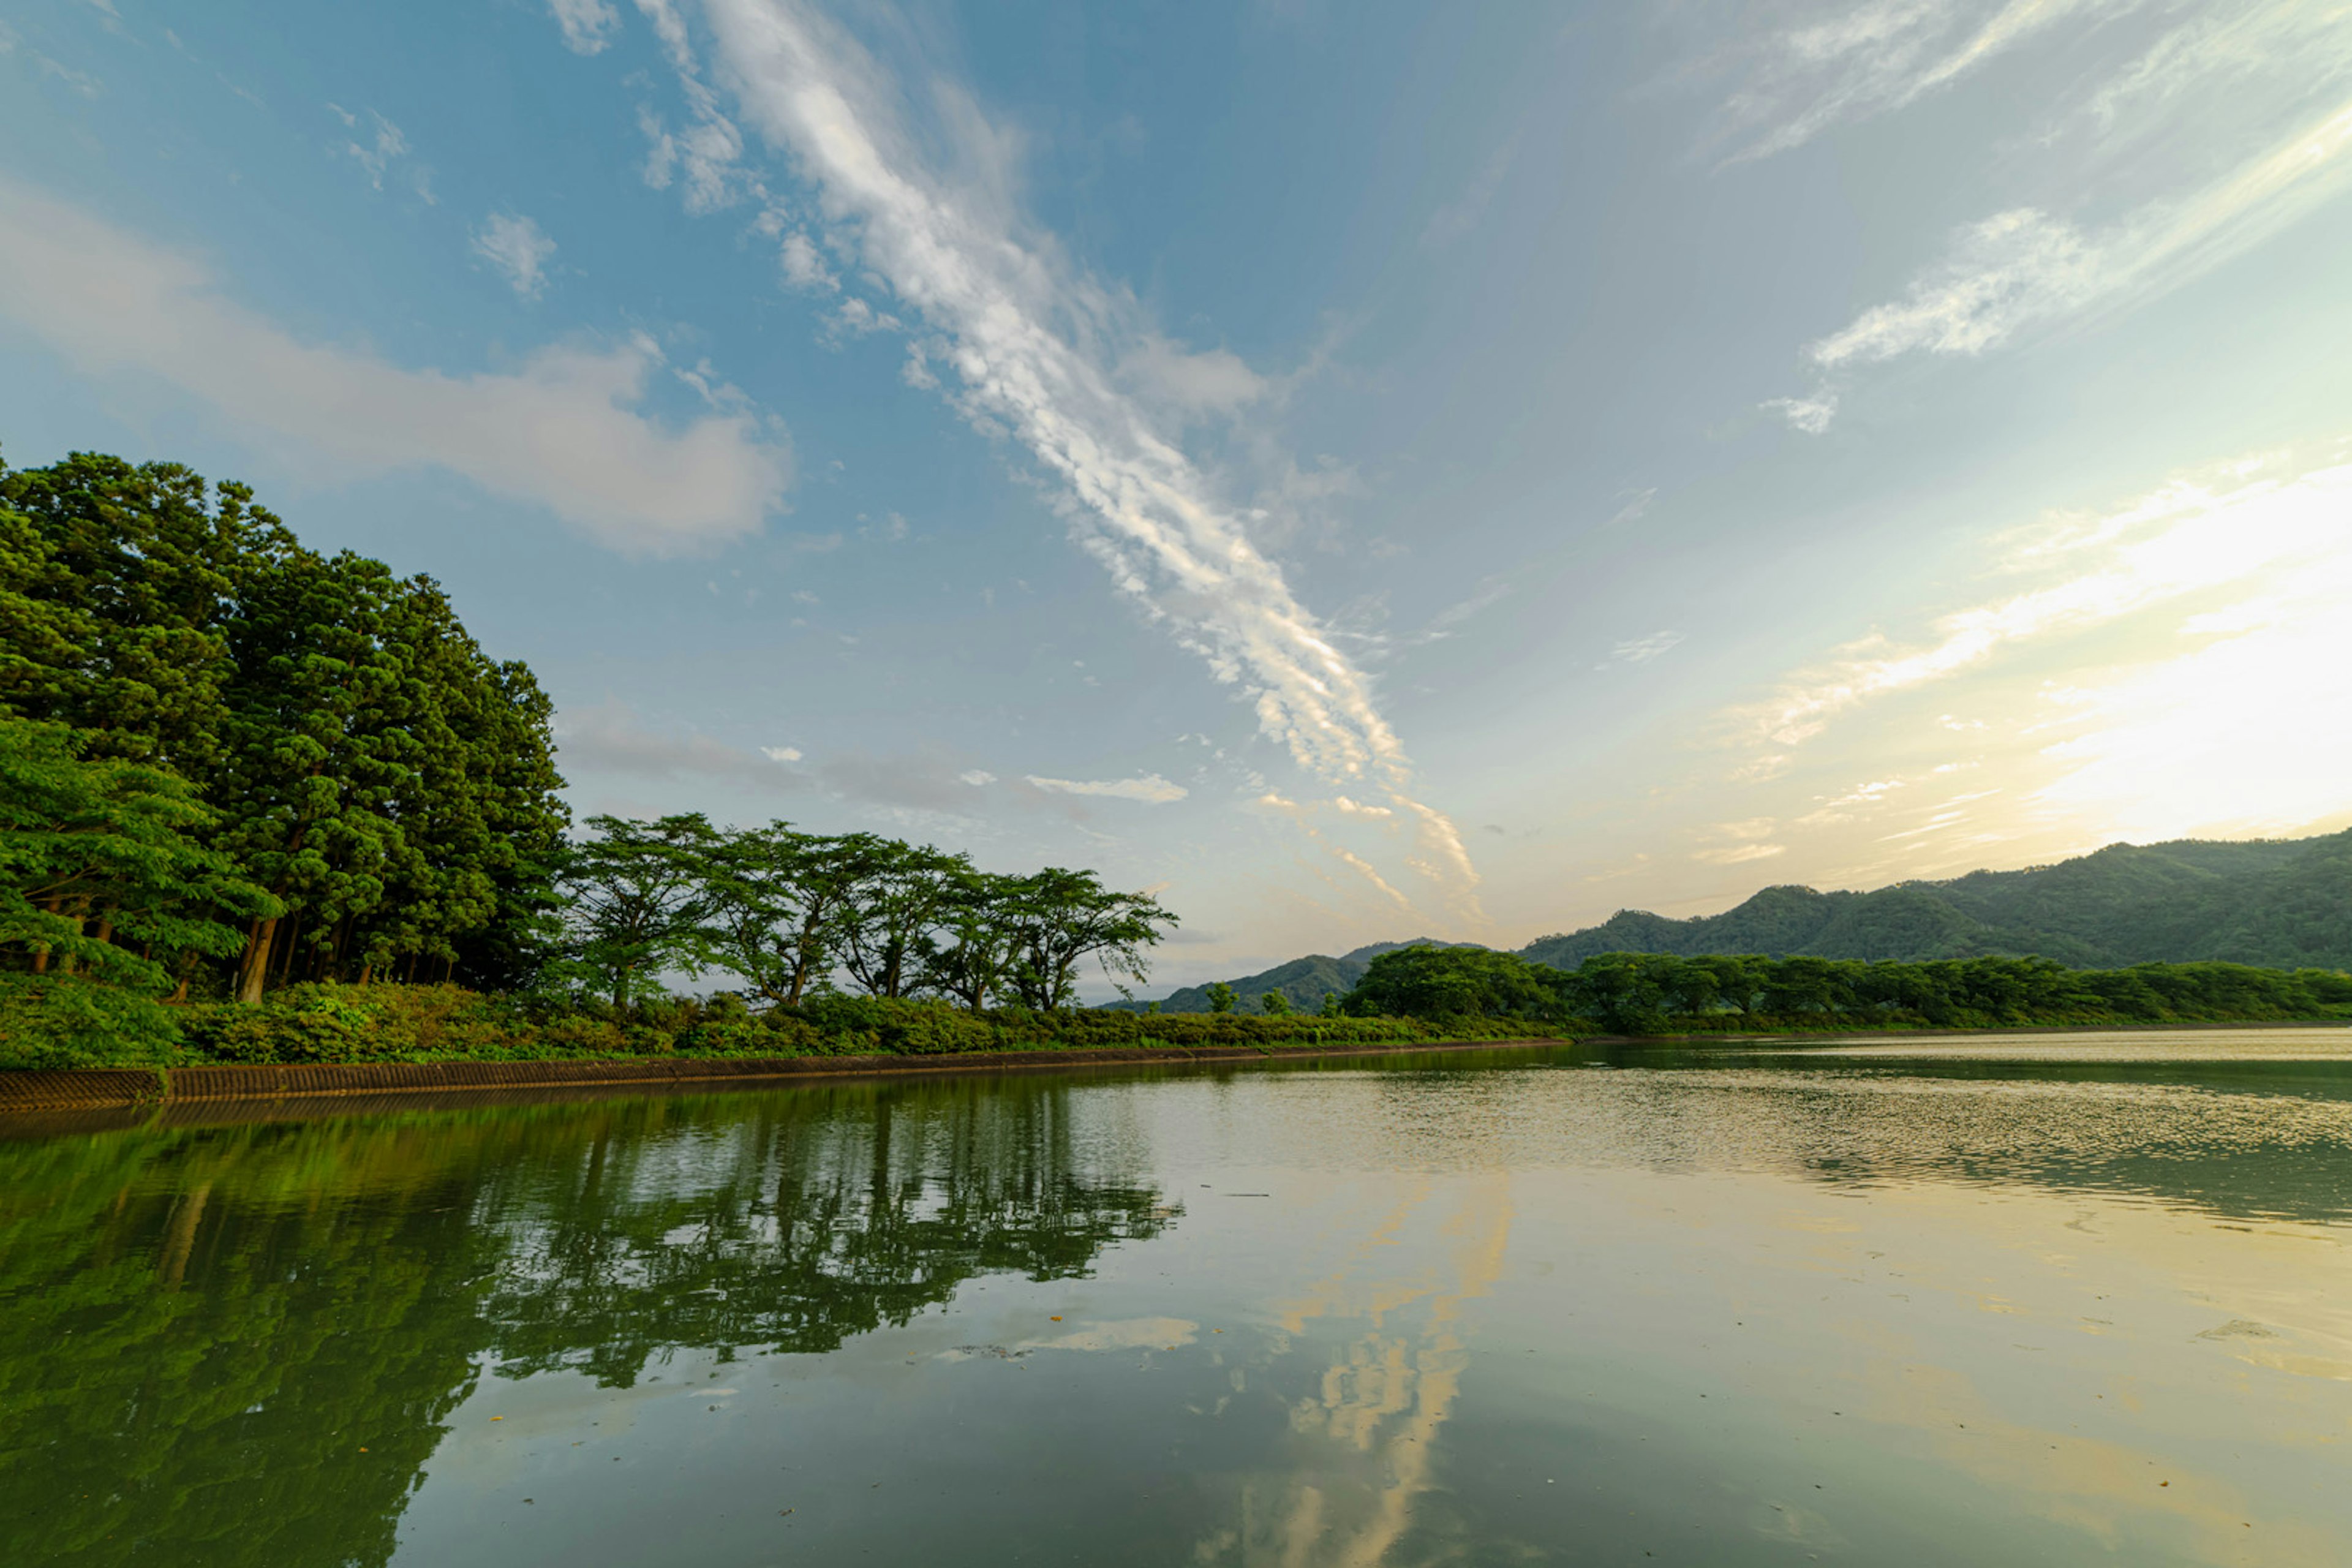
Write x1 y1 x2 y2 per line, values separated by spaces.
6 1031 2352 1566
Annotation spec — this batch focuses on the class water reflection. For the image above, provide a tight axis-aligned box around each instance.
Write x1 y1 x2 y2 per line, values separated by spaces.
2 1037 2351 1566
0 1079 1170 1567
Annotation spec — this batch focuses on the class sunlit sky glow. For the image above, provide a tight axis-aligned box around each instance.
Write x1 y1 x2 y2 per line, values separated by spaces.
2 0 2347 989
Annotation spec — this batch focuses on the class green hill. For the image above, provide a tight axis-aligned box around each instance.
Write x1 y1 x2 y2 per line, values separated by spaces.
1519 829 2352 971
1104 940 1481 1014
1121 831 2352 1010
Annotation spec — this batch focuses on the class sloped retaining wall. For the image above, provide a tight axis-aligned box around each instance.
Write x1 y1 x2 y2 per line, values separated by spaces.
0 1038 1560 1117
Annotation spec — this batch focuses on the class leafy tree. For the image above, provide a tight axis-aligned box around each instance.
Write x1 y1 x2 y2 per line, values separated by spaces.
0 717 273 1062
1259 990 1289 1016
1319 990 1341 1018
835 835 966 999
0 450 276 775
922 868 1026 1011
555 814 720 1008
1344 945 1564 1022
700 823 867 1008
1001 870 1177 1011
1204 981 1238 1015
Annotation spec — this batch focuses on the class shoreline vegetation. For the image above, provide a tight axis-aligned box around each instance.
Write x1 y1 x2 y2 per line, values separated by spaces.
6 447 2349 1074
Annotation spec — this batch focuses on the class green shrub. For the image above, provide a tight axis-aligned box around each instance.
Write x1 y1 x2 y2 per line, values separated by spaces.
0 973 183 1069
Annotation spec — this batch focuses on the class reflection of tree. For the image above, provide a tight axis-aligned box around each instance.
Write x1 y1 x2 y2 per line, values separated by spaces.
0 1076 1172 1567
480 1077 1175 1384
0 1123 491 1568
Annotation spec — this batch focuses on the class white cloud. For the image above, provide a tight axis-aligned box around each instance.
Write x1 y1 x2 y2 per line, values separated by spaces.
471 211 557 300
1808 206 2104 368
1025 774 1190 804
1117 336 1266 416
1598 630 1684 669
0 176 791 554
958 769 997 786
761 745 804 763
677 0 1482 916
1762 390 1838 434
777 228 837 290
548 0 622 55
1694 842 1788 865
630 0 752 214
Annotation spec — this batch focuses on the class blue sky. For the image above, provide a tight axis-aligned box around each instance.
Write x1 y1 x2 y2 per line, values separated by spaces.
4 0 2350 990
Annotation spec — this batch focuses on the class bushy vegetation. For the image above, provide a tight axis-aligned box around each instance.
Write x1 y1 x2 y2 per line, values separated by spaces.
0 983 1540 1069
1336 945 2352 1036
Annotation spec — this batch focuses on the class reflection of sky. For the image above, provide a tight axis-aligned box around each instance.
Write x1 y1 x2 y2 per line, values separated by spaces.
10 1047 2352 1562
5 3 2350 983
384 1049 2352 1564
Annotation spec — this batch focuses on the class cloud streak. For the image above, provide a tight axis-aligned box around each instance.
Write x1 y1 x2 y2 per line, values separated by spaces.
1026 774 1189 804
0 176 791 553
662 0 1480 916
1734 442 2352 748
1709 0 2139 163
1756 4 2352 426
1813 90 2352 372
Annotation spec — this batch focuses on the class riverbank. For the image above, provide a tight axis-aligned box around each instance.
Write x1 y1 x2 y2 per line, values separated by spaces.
0 1035 1567 1118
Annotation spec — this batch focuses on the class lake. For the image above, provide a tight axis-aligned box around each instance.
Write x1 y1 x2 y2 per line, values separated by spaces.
6 1030 2350 1566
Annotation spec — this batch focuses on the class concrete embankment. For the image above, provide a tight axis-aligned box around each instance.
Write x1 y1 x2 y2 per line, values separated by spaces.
0 1037 1563 1121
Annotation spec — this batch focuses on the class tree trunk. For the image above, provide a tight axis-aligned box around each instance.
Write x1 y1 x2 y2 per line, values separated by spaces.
236 916 279 1005
274 910 303 984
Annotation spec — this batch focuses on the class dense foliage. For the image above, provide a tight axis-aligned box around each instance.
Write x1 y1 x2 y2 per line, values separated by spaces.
1 450 569 1011
1336 944 2352 1035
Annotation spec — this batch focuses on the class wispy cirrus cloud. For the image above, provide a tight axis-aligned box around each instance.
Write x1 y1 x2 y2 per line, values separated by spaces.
1732 440 2352 750
1706 0 2135 164
612 0 1482 921
1749 2 2352 427
1806 91 2352 377
1026 774 1190 804
0 176 791 553
1598 630 1684 669
548 0 622 55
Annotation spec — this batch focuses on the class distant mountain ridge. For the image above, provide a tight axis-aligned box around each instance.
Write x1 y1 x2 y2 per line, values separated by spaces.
1520 829 2352 971
1115 829 2352 1011
1103 940 1480 1014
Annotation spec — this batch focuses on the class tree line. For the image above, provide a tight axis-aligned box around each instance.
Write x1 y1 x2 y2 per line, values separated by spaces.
1 448 1173 1061
552 813 1172 1014
1345 944 2352 1033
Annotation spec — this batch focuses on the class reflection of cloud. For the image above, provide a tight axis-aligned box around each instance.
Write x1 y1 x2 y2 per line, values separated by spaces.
1024 1317 1198 1354
1202 1176 1512 1568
